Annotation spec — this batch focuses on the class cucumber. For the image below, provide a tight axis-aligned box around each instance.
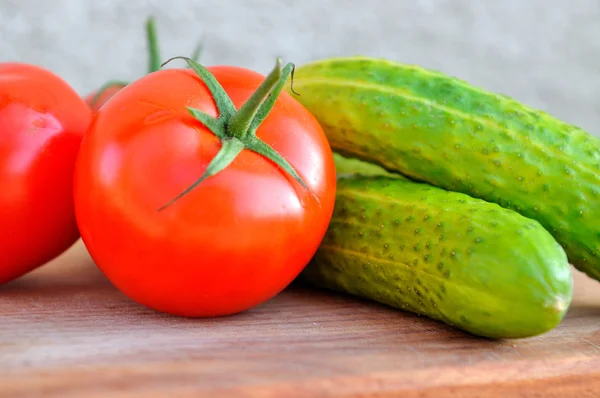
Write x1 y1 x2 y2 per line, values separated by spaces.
288 56 600 281
333 152 403 179
300 175 573 339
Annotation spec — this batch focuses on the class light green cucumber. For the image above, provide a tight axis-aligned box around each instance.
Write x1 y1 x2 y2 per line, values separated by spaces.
301 175 573 339
288 56 600 281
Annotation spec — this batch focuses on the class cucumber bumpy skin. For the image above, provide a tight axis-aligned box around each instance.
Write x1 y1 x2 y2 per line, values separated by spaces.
300 175 573 339
288 56 600 281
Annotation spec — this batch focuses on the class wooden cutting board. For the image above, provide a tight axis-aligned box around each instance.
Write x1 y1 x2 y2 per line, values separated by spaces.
1 240 599 398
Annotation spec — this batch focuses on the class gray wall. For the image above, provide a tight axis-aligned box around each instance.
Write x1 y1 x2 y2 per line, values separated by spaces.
2 0 599 135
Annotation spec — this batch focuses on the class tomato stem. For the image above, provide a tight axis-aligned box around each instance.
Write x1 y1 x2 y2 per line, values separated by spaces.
248 62 296 136
146 17 162 73
191 41 204 63
228 58 283 140
156 56 315 211
89 18 203 111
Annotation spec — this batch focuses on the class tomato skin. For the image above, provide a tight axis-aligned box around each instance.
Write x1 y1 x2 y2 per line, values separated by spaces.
84 85 124 113
0 63 92 284
74 66 336 317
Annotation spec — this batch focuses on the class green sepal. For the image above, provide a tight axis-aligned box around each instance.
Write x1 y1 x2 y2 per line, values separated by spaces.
186 107 225 139
157 138 245 211
245 136 310 191
162 56 236 119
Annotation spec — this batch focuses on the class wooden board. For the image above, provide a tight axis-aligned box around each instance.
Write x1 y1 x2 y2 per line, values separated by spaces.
1 240 599 398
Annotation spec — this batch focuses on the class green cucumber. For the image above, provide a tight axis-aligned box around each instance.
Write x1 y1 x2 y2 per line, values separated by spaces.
301 175 573 339
288 56 600 281
333 152 403 179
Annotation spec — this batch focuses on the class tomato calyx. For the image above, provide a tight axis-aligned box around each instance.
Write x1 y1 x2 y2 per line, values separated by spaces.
88 16 203 108
157 56 313 211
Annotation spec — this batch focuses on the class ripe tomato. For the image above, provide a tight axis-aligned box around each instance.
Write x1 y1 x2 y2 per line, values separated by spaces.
74 58 336 317
0 63 92 284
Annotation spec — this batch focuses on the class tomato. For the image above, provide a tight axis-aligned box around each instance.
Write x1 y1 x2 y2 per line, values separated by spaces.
73 58 336 317
85 17 202 113
0 63 92 284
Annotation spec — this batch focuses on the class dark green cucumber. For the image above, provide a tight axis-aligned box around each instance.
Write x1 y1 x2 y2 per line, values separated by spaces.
288 56 600 281
301 175 573 339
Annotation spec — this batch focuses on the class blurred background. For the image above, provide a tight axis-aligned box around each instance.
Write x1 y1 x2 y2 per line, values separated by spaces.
2 0 600 136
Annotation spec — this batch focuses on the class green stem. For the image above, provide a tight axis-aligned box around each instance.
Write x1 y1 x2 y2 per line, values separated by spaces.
227 58 283 140
146 17 161 73
191 40 203 63
248 62 295 136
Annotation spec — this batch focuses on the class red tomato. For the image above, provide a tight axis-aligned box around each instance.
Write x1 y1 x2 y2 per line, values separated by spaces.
0 63 92 284
74 60 336 317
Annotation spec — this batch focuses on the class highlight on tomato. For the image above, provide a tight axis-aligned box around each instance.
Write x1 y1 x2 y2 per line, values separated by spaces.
85 16 203 112
73 57 337 317
0 62 93 284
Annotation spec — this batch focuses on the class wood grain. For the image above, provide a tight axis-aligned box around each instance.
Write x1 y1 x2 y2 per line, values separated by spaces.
1 240 599 398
